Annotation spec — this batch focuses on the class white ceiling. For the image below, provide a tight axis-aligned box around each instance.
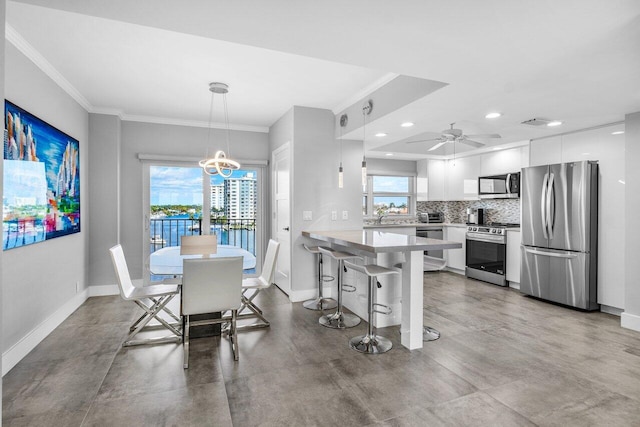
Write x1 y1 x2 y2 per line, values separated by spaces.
7 0 640 159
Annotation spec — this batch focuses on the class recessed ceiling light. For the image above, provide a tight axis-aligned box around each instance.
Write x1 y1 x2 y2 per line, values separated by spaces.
618 180 626 185
582 152 590 156
547 121 563 127
375 132 387 137
485 112 501 119
612 131 624 135
385 153 394 156
401 122 414 127
491 147 501 151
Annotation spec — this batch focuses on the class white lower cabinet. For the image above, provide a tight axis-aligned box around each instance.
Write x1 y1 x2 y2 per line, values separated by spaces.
444 226 466 271
506 230 521 285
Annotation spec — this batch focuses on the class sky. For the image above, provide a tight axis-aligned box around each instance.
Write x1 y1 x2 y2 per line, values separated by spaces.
149 167 408 206
150 166 255 205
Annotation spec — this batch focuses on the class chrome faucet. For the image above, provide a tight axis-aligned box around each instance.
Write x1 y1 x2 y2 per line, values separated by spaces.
376 213 386 224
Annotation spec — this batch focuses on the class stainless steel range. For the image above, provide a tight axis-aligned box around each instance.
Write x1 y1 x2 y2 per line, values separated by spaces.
465 223 519 287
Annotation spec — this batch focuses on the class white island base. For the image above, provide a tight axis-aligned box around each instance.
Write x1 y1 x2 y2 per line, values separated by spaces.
302 230 461 350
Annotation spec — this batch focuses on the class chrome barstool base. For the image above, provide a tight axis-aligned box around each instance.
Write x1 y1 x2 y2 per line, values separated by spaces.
349 334 392 354
303 297 338 311
319 311 361 329
423 326 441 341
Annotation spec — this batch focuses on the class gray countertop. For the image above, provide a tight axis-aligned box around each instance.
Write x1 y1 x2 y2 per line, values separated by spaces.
363 222 467 229
302 229 462 253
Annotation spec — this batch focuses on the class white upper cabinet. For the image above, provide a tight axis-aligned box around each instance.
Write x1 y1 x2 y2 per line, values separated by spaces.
445 155 480 201
426 159 446 201
530 136 562 166
416 159 428 201
480 146 527 175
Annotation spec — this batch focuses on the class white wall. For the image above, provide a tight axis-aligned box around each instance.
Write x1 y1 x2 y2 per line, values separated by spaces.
114 121 270 281
1 0 6 417
291 107 363 300
88 114 120 287
623 112 640 331
2 42 89 367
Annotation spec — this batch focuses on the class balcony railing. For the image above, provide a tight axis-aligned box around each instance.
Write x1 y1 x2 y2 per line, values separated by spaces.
150 217 256 255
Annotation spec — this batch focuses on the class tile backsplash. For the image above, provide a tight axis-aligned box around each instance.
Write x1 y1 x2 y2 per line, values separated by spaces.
417 199 521 224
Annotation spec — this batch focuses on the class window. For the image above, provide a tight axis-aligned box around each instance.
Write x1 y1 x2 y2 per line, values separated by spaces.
363 175 415 217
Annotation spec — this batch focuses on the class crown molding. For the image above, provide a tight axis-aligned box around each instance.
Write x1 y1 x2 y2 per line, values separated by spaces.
122 114 269 133
332 72 399 114
6 24 92 112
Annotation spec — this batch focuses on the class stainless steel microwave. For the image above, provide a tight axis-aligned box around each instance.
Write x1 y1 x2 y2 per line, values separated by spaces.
478 172 520 199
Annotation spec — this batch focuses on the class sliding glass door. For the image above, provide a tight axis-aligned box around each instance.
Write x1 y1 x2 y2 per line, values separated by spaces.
144 162 264 278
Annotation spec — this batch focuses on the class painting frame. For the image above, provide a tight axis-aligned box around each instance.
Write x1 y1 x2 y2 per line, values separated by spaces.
3 100 80 250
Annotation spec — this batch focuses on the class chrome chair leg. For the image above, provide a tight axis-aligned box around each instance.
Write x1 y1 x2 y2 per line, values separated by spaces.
183 315 190 369
124 294 182 347
230 309 239 360
303 251 337 311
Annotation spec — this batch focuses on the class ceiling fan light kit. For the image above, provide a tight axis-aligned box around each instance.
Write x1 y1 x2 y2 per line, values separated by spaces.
406 122 501 152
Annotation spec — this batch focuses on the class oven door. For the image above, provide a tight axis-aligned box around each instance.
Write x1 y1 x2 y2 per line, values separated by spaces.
465 235 506 275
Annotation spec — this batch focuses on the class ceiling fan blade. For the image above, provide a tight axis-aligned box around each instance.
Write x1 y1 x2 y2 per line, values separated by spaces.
459 139 485 148
428 141 447 151
405 138 442 144
465 133 501 139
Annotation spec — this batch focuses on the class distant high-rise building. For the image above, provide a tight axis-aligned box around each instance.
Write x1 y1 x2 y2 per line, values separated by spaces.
224 172 257 219
210 183 224 212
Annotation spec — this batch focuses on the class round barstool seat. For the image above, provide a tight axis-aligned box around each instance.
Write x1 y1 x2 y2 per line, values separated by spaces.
344 261 398 354
302 244 338 311
318 248 361 329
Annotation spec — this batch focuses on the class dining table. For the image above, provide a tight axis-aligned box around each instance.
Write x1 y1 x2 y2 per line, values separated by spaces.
149 244 257 276
148 244 257 338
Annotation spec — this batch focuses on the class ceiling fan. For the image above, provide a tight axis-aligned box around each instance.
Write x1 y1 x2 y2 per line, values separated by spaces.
406 123 501 151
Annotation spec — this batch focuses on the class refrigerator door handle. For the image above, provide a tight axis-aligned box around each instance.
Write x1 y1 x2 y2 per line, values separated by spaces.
523 247 578 259
541 172 549 239
547 173 555 239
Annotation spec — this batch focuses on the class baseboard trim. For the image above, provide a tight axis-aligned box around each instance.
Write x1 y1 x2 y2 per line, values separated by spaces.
600 304 623 316
89 284 119 297
621 312 640 332
2 288 90 376
289 287 333 303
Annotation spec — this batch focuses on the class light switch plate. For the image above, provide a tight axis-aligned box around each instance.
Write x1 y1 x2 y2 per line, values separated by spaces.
303 211 312 221
342 210 348 220
331 211 337 221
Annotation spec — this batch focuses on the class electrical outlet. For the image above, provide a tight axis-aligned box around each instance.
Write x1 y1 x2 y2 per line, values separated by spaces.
303 211 312 221
342 210 349 220
331 211 337 221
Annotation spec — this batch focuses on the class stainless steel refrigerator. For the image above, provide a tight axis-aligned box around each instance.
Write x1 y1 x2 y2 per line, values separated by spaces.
520 161 599 310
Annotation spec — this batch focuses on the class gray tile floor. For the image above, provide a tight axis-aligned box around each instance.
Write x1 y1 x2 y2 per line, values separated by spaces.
4 272 640 426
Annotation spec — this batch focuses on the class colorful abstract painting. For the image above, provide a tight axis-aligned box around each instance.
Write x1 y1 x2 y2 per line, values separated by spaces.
3 100 80 250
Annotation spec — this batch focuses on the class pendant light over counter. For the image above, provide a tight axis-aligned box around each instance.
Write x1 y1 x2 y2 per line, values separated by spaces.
198 82 241 178
362 100 373 187
338 113 348 189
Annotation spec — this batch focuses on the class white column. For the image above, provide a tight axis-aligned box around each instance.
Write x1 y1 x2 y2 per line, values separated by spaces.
401 250 423 349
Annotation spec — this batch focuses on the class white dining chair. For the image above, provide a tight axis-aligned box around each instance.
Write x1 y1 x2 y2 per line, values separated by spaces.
180 234 218 256
181 256 243 367
109 244 182 347
235 239 280 330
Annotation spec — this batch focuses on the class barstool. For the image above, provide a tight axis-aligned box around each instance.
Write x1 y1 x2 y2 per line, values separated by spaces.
344 261 398 354
318 247 361 329
302 244 337 311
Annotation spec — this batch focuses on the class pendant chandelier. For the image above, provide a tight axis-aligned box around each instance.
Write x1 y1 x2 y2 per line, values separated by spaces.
362 100 373 186
338 114 348 188
198 82 240 177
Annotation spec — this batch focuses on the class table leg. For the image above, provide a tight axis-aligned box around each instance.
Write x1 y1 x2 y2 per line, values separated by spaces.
401 250 424 350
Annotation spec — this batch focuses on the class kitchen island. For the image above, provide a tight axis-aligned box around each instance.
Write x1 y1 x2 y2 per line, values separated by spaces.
302 229 461 350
